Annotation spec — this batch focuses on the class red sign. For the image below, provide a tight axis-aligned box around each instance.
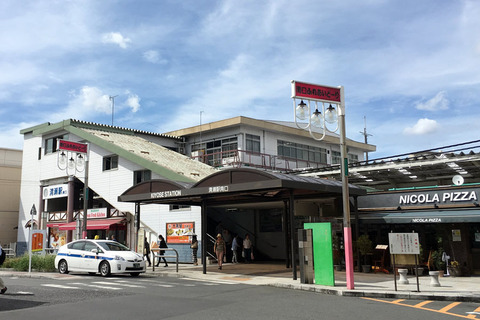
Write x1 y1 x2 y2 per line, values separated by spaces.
58 140 88 154
291 80 341 103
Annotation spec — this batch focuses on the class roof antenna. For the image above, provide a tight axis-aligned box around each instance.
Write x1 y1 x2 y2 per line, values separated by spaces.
110 95 118 126
360 116 373 162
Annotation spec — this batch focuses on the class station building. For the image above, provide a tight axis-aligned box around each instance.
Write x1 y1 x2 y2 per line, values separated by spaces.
17 117 374 263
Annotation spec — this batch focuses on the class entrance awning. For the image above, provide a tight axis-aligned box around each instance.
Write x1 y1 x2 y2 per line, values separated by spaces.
58 218 126 231
358 209 480 224
47 222 65 228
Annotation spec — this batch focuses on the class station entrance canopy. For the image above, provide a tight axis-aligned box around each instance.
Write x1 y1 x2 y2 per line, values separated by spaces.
118 168 366 278
118 168 366 206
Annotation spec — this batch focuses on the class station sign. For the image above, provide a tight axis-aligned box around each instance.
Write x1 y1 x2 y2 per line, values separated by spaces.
291 80 341 103
58 140 88 154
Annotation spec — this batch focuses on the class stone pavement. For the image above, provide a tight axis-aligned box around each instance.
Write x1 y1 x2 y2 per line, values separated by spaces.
1 262 479 302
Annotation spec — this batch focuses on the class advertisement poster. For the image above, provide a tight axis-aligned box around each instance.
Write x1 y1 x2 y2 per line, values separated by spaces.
166 222 194 244
31 230 47 252
49 227 67 250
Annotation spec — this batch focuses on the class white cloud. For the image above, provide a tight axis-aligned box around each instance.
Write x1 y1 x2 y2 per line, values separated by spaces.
102 32 131 49
403 118 439 135
143 50 166 64
126 94 140 113
416 91 449 111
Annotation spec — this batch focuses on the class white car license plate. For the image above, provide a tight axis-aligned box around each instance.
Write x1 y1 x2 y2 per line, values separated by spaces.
133 263 140 268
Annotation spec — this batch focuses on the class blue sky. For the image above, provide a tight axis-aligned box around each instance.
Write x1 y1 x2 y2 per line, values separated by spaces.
1 0 480 159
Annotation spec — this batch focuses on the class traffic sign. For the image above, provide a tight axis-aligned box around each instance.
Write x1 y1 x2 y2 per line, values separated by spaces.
30 204 37 216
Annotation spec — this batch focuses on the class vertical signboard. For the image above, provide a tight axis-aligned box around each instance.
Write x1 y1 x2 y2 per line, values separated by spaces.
388 233 420 254
304 222 335 286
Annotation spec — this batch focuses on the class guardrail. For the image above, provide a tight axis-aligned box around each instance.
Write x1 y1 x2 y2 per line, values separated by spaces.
150 248 179 272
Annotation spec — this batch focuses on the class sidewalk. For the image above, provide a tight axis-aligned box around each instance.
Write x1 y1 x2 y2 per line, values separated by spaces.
147 262 480 302
2 263 479 302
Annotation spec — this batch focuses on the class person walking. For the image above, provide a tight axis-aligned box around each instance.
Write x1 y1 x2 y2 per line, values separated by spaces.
243 233 253 263
190 234 199 266
0 245 7 294
144 237 152 267
156 235 168 267
231 234 240 263
214 233 226 270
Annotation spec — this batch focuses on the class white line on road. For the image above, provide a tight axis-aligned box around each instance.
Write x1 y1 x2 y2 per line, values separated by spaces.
93 281 145 288
67 282 122 290
41 284 81 289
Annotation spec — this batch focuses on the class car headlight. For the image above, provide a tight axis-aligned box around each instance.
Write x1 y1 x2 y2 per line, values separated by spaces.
115 255 125 261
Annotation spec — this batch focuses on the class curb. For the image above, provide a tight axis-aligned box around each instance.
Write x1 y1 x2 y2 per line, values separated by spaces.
269 282 480 302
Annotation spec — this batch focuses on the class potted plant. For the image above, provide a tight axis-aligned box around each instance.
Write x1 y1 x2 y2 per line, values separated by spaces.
447 260 461 277
357 234 373 273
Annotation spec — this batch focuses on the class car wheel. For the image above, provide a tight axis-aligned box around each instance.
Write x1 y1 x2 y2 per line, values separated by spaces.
58 260 69 274
130 272 140 277
99 261 111 277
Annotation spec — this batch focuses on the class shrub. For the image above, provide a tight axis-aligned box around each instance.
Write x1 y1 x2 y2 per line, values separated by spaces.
3 254 56 272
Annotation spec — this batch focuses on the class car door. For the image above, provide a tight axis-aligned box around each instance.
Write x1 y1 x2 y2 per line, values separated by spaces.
83 241 103 272
66 240 86 270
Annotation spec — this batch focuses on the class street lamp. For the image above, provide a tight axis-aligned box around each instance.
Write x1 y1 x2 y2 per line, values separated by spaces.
57 140 89 240
291 80 355 290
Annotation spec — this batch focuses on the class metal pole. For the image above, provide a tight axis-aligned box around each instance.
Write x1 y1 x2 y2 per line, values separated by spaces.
82 148 89 239
339 86 354 290
201 200 207 274
289 191 297 280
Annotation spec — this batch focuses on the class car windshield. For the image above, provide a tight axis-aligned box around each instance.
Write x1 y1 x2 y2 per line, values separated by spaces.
97 242 131 252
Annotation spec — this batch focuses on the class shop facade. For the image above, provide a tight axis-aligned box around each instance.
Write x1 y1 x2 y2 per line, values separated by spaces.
357 185 480 275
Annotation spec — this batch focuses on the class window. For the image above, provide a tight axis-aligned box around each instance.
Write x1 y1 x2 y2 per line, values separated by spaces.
277 140 327 164
134 170 151 185
348 153 359 163
246 134 260 153
103 155 118 171
44 135 65 155
332 151 341 164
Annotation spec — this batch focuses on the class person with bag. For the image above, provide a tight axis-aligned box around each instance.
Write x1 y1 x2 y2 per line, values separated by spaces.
155 235 169 267
243 233 253 263
190 234 199 266
0 245 7 294
144 237 151 267
213 233 226 270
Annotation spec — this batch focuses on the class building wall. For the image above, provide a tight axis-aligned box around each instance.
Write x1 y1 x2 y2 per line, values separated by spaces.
0 148 22 246
18 129 203 259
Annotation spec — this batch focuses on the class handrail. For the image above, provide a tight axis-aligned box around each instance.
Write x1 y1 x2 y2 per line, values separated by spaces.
206 233 217 261
150 248 179 272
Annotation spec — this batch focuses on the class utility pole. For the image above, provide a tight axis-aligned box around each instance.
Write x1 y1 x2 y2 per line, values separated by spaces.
360 116 373 162
110 95 118 126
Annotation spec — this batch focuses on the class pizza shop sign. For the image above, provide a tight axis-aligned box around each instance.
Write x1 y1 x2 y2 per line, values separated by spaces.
399 190 477 205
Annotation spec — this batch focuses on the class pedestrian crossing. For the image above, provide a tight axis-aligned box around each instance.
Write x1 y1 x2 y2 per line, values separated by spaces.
40 277 238 291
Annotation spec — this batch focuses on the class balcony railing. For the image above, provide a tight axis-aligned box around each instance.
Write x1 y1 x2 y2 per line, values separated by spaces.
190 149 327 172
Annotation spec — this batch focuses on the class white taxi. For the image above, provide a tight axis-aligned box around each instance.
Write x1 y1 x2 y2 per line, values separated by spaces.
55 239 146 277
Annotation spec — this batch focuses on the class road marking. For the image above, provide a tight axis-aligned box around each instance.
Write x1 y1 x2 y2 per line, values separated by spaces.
414 300 433 307
68 282 122 290
439 302 462 313
93 281 145 288
181 277 238 285
362 297 474 319
41 284 81 289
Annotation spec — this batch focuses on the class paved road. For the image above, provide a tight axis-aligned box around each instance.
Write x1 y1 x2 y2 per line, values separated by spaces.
1 274 479 320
